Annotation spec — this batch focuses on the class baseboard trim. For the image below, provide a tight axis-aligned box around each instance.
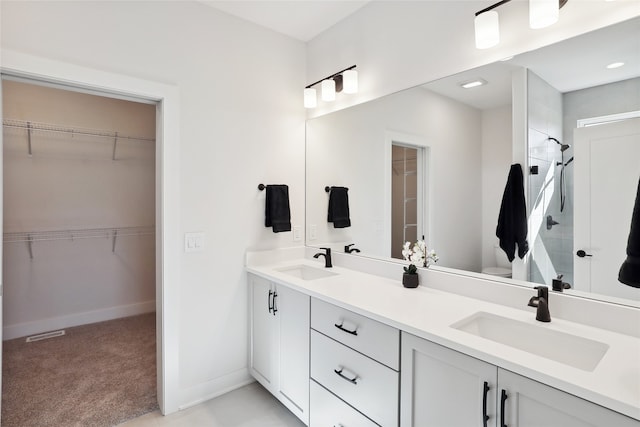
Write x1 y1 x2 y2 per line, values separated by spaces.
175 368 253 413
3 300 156 340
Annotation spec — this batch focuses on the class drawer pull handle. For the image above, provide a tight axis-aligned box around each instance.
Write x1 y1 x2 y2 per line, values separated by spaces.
482 381 490 427
334 322 358 336
268 290 274 314
272 291 278 315
500 389 508 427
334 368 358 384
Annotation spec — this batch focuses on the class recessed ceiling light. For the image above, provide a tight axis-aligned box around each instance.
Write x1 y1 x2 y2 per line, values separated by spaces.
460 79 488 89
606 62 625 69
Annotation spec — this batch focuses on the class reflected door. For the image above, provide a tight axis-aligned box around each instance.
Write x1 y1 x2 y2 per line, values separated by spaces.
391 144 420 259
574 117 640 300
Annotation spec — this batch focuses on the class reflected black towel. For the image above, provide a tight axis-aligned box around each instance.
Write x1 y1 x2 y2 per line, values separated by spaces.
265 185 291 233
618 178 640 288
496 164 529 262
327 186 351 228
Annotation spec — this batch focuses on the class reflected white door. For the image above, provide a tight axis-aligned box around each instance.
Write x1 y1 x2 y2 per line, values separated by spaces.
574 117 640 301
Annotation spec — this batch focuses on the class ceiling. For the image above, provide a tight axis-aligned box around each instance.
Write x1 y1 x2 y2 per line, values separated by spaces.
199 0 370 42
425 16 640 110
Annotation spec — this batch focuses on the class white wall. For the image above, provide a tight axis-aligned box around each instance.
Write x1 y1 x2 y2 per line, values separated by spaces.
306 1 640 118
306 86 483 272
481 105 513 269
1 0 306 410
2 80 156 339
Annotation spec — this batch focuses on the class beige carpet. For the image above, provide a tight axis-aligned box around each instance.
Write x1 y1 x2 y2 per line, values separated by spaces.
2 313 158 427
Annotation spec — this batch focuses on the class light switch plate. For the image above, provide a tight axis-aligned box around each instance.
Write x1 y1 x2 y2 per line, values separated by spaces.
309 225 317 240
185 232 205 253
293 226 302 241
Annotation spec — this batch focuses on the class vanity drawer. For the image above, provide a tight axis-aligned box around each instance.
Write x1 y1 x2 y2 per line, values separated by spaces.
310 380 379 427
311 330 399 427
311 298 400 370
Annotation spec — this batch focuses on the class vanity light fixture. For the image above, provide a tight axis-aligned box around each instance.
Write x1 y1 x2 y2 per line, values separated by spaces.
304 65 357 108
460 78 488 89
529 0 559 29
321 79 336 102
475 8 500 49
606 62 625 69
474 0 568 49
304 88 317 108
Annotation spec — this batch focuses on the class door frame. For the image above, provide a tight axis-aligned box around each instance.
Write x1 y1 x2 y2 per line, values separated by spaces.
0 49 182 414
384 130 431 258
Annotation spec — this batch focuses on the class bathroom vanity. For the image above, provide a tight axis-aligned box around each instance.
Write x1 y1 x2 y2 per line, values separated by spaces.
247 248 640 427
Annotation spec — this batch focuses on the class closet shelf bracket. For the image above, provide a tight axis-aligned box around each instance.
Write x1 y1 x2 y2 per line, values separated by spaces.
112 132 118 161
27 234 34 260
112 229 118 253
27 121 33 157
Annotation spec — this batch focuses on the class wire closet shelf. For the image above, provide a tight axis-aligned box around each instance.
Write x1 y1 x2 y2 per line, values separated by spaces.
3 226 156 244
2 118 156 143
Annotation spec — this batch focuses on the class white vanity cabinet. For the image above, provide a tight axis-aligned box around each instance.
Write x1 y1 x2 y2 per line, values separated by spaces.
310 298 400 427
401 332 639 427
249 274 310 425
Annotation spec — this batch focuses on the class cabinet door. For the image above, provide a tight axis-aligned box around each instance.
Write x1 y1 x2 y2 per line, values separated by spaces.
249 275 278 390
277 285 310 424
498 369 639 427
401 332 498 427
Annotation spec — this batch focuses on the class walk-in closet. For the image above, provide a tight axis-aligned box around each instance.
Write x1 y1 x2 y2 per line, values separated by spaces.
1 79 158 425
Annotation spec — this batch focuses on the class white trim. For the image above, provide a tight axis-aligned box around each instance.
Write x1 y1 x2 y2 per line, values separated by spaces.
2 300 156 341
577 110 640 128
0 49 181 414
384 130 431 257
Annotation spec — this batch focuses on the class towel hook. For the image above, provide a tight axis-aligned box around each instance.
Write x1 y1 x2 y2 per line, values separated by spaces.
258 184 266 191
325 186 331 193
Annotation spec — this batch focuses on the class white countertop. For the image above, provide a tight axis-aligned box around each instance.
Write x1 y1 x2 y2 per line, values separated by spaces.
247 256 640 421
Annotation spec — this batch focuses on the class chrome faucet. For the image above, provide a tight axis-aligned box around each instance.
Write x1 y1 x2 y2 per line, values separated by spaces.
528 286 551 322
314 247 332 268
344 244 361 254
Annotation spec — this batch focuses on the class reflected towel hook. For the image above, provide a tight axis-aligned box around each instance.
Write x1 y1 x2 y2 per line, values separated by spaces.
258 184 266 191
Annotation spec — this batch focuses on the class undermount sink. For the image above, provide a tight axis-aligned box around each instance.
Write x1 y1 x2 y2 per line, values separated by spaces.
276 264 338 281
451 312 609 371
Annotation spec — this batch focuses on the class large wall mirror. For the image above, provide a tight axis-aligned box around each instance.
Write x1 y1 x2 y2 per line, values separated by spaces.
306 17 640 306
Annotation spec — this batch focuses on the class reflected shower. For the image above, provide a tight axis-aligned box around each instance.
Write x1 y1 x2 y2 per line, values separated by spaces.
549 137 570 152
549 137 572 212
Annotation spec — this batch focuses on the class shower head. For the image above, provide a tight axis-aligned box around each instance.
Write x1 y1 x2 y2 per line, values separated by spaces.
549 137 570 152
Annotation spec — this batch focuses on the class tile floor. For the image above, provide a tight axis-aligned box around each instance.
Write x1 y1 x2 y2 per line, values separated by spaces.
119 382 305 427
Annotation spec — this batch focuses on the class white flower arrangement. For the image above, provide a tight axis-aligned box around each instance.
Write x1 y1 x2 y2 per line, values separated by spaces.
402 240 438 274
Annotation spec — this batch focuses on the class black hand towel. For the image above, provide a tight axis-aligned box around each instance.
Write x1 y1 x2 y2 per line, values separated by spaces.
327 186 351 228
265 185 291 233
496 164 529 262
618 177 640 288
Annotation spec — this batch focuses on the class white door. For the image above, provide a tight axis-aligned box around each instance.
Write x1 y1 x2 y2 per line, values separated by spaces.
249 275 278 388
574 118 640 301
401 333 498 427
498 369 638 426
277 285 310 424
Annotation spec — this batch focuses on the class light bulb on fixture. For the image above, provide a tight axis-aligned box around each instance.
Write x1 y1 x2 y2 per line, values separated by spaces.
529 0 559 29
321 79 336 102
475 10 500 49
342 69 358 94
304 88 317 109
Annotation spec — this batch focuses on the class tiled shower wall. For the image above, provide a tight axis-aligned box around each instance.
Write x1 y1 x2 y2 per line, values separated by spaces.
527 70 570 287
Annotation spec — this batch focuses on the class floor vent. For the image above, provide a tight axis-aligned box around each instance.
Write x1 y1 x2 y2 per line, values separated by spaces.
26 330 66 342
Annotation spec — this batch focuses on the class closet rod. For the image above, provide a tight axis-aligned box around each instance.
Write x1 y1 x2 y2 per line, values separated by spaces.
2 118 155 143
3 226 155 244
